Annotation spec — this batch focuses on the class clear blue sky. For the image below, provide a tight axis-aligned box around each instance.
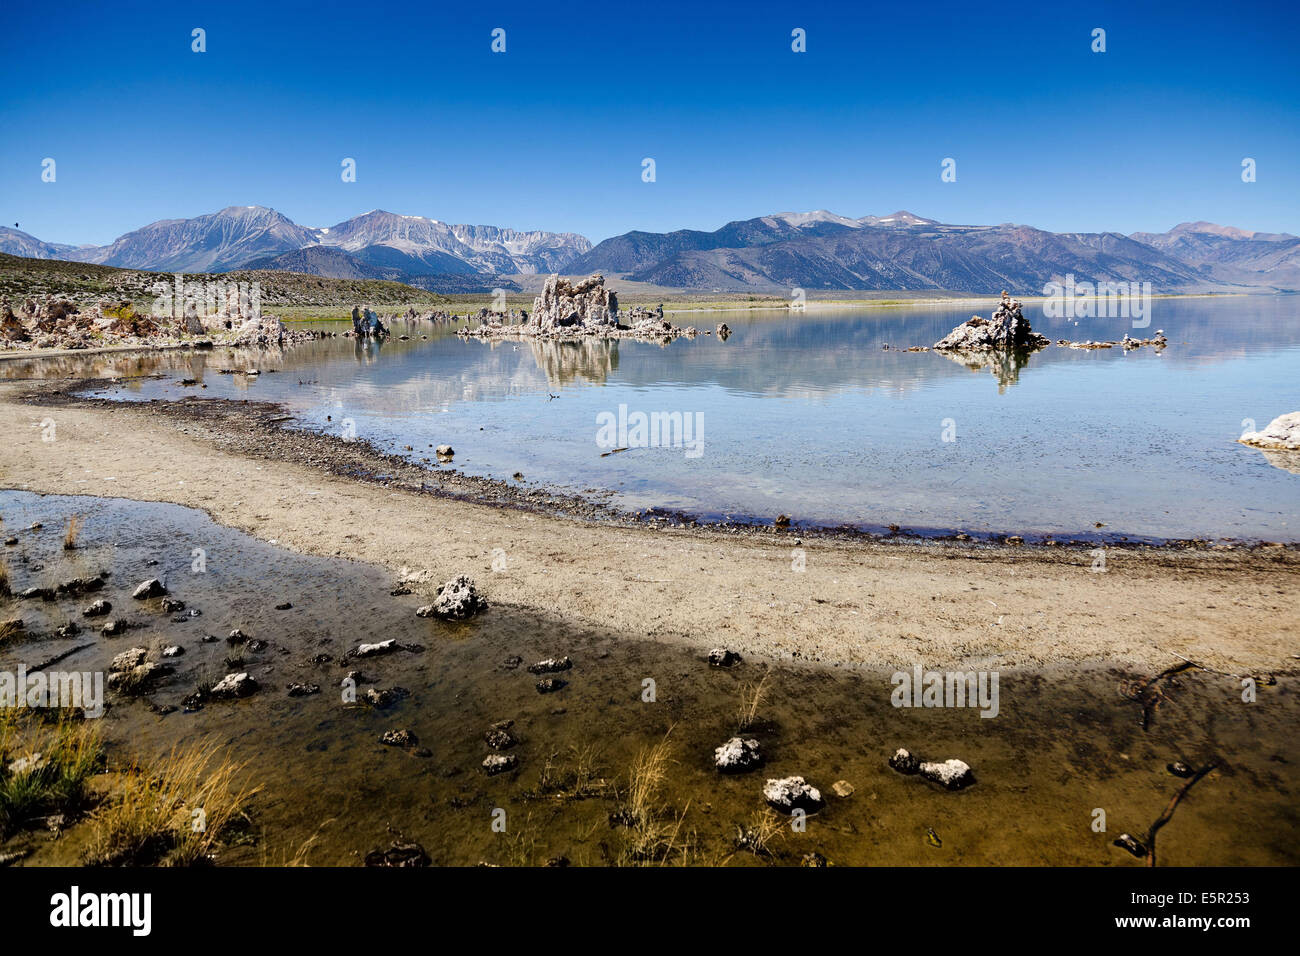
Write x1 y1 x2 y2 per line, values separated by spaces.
2 0 1297 245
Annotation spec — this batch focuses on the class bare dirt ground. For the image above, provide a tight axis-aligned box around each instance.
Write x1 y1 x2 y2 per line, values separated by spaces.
2 380 1296 676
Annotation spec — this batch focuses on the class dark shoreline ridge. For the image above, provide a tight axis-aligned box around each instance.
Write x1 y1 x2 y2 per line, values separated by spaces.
15 376 1298 551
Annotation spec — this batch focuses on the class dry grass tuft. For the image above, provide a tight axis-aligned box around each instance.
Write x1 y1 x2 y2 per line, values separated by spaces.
0 709 103 836
612 728 697 866
62 515 83 551
736 669 771 731
86 740 260 866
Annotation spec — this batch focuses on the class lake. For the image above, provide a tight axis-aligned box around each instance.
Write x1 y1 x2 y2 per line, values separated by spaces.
13 295 1299 542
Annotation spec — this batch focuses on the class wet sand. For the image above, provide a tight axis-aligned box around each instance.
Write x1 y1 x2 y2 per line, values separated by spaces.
1 379 1296 676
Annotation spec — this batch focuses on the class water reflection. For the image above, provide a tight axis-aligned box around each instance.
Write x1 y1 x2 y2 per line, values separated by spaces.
937 348 1037 392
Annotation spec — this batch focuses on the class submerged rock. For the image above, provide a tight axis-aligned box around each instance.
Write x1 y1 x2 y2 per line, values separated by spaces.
918 758 975 791
210 672 258 699
1113 833 1147 858
714 736 762 773
889 748 920 774
535 677 567 694
762 776 825 814
527 656 572 674
381 729 417 747
482 753 518 775
132 578 167 599
1239 412 1300 451
364 840 429 867
485 720 517 750
934 293 1048 351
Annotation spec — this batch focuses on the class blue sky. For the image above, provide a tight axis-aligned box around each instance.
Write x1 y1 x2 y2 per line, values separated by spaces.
2 0 1297 245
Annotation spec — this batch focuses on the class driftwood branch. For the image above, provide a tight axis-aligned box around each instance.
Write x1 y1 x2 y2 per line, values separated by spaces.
1144 759 1221 867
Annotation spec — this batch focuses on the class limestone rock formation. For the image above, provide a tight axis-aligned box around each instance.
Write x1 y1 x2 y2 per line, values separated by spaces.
935 292 1048 351
1239 412 1300 451
528 274 618 331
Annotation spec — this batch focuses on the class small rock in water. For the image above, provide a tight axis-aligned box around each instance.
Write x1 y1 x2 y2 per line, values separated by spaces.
535 677 567 694
18 587 55 601
501 656 523 670
918 758 975 791
714 736 762 773
100 619 130 636
708 648 742 667
132 578 167 600
1113 833 1148 858
364 840 430 867
832 780 855 798
287 682 320 697
110 647 148 672
482 753 518 775
527 656 572 674
889 748 920 775
55 622 80 639
485 720 517 750
416 575 486 620
801 851 828 867
762 776 825 814
353 639 397 658
275 602 293 610
381 729 417 747
1167 761 1195 778
227 628 248 644
210 672 258 699
436 444 454 460
161 645 184 658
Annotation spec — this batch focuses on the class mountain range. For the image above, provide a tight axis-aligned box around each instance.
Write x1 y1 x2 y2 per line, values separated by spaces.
2 206 1296 295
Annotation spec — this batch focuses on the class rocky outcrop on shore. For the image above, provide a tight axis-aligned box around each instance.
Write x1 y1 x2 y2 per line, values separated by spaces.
1239 412 1300 451
0 295 317 352
934 292 1048 351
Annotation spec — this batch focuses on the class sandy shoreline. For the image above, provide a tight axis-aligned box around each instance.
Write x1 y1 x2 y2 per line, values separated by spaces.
2 379 1297 675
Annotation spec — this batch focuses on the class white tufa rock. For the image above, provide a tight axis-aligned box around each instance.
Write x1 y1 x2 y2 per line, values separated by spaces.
714 736 762 773
1239 412 1300 451
762 776 825 814
918 758 975 791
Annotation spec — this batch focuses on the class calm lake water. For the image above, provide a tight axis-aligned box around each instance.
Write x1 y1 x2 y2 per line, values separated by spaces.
12 296 1300 542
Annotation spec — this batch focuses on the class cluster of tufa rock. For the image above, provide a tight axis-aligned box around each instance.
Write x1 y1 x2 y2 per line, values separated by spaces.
458 274 699 341
889 747 974 791
934 291 1049 351
528 274 619 332
1 294 315 352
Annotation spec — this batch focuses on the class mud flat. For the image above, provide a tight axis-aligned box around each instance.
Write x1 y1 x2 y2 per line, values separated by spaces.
1 491 1296 867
